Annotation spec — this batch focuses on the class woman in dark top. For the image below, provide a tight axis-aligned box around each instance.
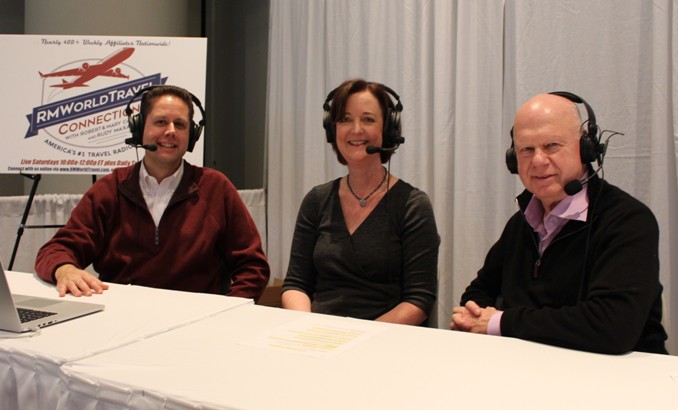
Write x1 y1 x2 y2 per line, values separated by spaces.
282 79 439 325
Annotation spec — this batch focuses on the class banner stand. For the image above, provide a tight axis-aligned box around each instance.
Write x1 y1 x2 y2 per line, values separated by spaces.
8 173 95 270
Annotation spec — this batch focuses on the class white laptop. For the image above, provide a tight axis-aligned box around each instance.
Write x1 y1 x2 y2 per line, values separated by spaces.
0 261 104 332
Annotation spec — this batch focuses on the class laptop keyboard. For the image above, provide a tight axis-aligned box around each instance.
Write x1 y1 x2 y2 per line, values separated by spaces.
17 307 57 323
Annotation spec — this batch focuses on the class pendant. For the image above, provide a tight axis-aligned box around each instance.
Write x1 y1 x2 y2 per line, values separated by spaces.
359 199 367 207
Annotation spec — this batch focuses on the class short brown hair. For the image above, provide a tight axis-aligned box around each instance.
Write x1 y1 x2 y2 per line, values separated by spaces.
325 79 399 165
140 85 194 122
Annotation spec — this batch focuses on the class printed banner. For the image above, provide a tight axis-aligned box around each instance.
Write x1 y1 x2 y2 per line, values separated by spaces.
1 34 206 174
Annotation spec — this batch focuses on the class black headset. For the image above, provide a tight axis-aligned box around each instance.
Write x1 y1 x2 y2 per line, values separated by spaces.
505 91 602 174
322 82 404 148
124 85 206 152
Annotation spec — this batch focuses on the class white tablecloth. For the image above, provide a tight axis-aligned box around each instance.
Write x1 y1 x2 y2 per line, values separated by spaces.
60 304 678 410
3 270 678 410
0 271 252 410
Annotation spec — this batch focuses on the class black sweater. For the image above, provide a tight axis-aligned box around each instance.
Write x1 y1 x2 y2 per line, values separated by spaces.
462 176 667 354
284 178 439 320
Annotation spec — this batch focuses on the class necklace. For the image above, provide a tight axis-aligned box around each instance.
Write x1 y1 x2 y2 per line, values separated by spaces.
346 168 388 207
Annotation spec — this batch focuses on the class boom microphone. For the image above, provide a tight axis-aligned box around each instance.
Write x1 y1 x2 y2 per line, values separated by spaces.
564 131 621 195
564 180 585 196
366 145 400 155
124 137 157 151
366 135 405 155
564 164 603 196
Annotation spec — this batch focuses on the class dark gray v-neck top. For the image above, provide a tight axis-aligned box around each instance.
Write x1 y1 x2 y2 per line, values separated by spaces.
283 178 439 320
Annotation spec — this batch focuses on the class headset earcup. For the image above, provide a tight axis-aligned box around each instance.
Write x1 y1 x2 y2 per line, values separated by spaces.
579 133 597 163
128 113 144 146
381 108 392 147
505 146 518 174
384 108 401 148
187 121 201 152
323 110 334 143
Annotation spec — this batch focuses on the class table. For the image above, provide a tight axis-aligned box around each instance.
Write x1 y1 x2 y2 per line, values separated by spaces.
59 304 678 410
0 270 252 410
3 270 678 410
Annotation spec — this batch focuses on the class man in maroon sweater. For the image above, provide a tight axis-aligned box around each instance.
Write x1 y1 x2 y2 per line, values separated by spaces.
35 85 270 300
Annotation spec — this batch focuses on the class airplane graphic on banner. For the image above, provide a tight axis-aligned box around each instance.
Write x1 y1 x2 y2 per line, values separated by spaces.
39 47 134 89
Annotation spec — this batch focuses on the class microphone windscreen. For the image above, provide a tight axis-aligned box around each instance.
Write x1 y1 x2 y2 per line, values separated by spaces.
144 144 158 152
564 180 583 196
365 145 381 155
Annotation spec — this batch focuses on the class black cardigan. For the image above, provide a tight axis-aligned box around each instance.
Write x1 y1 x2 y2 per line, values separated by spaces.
462 176 667 354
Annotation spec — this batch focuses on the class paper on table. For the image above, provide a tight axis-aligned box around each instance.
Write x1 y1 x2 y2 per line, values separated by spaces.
240 316 387 358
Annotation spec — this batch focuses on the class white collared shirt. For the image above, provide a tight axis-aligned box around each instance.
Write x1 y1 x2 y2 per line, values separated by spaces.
139 162 184 227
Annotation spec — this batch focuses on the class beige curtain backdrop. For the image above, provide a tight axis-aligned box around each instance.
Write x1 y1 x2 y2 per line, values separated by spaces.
266 0 678 354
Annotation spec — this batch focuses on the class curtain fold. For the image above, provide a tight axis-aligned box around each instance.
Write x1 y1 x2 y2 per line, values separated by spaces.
0 194 81 273
266 0 678 354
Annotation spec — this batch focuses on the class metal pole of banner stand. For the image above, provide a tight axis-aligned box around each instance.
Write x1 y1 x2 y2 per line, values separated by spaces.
7 173 97 270
8 174 62 270
8 173 98 270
